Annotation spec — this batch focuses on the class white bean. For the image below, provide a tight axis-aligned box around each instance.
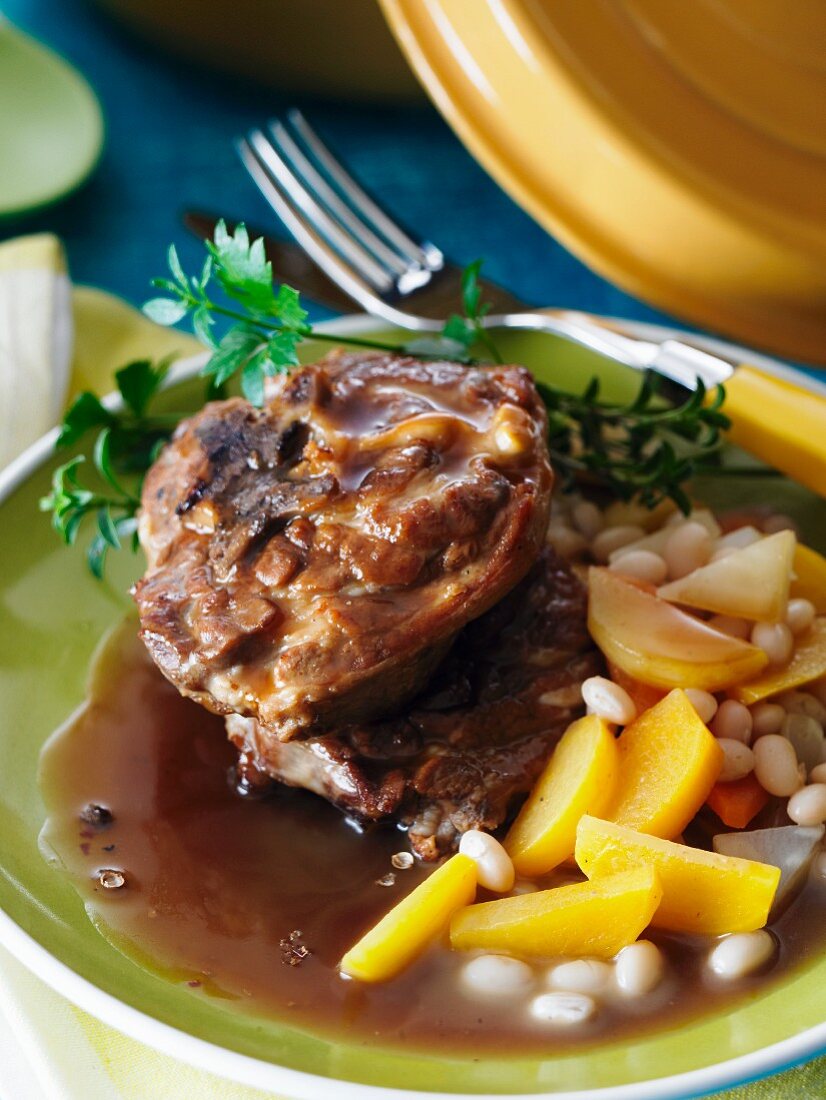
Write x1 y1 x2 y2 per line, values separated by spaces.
608 550 668 586
663 522 712 580
785 599 816 636
715 734 754 778
777 690 826 726
510 879 539 895
530 992 596 1025
684 688 718 725
809 762 826 784
708 931 775 980
548 959 612 995
711 700 753 744
461 954 535 996
787 784 826 826
815 851 826 878
581 676 637 726
750 702 787 738
571 500 604 540
709 615 752 640
614 941 664 997
751 622 794 667
753 734 801 796
716 738 755 782
546 524 588 561
592 525 646 564
459 830 515 893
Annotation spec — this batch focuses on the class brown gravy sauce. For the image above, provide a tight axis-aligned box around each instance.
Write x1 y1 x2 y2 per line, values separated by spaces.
39 619 826 1054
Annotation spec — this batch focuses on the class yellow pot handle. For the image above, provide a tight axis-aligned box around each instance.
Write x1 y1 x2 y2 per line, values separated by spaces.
722 366 826 498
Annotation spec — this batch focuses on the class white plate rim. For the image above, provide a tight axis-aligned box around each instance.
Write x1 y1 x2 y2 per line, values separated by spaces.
1 312 825 1100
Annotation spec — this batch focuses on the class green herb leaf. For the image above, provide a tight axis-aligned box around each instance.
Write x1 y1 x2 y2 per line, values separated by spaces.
272 284 308 330
143 297 189 325
265 330 302 374
203 327 263 388
57 393 114 448
97 506 121 549
207 220 275 314
115 358 170 418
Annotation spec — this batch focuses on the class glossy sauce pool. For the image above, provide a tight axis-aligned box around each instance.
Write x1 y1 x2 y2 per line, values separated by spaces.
39 619 826 1054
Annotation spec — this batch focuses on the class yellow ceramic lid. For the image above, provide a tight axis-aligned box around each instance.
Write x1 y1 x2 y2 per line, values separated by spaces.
381 0 826 364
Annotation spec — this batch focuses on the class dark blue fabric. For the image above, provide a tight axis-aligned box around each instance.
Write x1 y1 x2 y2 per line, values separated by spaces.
3 0 685 332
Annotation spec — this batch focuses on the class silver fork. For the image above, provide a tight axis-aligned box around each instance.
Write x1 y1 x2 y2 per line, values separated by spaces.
237 112 747 389
236 114 826 503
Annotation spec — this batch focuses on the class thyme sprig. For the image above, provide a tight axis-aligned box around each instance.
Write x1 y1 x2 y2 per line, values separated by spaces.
537 374 731 512
42 221 746 576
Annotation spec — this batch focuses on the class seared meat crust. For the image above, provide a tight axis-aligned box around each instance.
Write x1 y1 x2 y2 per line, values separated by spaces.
227 549 601 858
135 352 552 740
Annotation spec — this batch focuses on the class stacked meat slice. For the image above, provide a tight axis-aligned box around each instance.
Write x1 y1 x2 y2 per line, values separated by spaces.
135 351 598 857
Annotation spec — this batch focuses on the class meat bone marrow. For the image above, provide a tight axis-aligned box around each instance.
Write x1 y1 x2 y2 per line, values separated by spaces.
134 351 554 743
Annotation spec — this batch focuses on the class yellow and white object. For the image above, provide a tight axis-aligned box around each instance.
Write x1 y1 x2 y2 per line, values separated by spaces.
0 233 72 467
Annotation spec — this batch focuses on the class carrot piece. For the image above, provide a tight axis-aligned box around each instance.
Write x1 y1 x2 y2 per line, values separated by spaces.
706 775 770 830
607 662 666 714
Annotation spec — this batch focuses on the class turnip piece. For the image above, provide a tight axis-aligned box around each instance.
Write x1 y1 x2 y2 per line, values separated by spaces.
713 824 824 919
658 531 796 623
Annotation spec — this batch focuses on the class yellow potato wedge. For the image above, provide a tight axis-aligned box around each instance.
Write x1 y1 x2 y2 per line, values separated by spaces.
449 867 662 959
609 690 723 839
576 816 779 935
791 544 826 613
657 531 795 623
505 714 619 877
732 618 826 705
588 568 768 692
340 854 476 982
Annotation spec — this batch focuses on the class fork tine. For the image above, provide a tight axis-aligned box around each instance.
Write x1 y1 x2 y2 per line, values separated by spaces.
237 137 392 310
287 109 444 272
269 120 409 278
246 129 395 295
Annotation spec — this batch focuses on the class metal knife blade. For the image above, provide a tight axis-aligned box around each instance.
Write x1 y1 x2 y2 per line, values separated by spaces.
182 210 531 315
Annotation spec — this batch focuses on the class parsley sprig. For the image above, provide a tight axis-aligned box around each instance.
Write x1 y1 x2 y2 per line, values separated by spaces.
144 222 419 404
39 358 184 577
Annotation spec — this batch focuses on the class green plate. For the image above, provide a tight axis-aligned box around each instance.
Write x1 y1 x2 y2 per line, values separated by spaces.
0 21 103 220
1 316 826 1098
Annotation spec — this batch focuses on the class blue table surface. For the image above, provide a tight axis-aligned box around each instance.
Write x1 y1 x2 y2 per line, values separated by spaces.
2 0 687 334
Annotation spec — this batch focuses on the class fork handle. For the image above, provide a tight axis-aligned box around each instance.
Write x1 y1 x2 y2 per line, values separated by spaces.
723 365 826 497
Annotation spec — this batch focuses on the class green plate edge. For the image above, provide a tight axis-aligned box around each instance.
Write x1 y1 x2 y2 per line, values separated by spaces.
1 323 825 1098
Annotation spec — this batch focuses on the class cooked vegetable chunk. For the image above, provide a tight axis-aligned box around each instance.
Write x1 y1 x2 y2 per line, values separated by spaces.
449 867 662 959
732 619 826 704
706 774 770 829
657 531 795 623
340 854 476 982
608 690 723 838
575 817 780 935
790 544 826 613
713 825 824 920
505 714 619 876
588 568 768 692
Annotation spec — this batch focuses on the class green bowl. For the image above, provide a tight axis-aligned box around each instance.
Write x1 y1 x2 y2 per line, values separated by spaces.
1 317 825 1097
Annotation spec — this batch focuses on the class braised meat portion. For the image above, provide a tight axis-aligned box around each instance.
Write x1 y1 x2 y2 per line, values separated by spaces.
227 549 601 859
135 351 552 740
